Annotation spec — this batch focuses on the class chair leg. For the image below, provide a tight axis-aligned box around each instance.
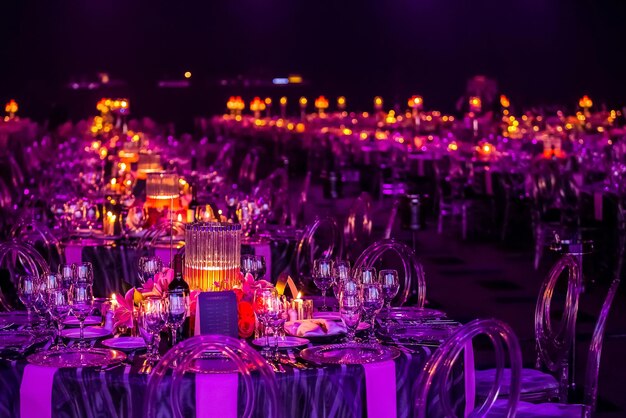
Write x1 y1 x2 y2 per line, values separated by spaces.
534 227 544 270
461 204 468 240
501 201 510 242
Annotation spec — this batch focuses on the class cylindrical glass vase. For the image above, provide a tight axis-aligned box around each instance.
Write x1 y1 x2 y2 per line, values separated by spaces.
184 222 242 291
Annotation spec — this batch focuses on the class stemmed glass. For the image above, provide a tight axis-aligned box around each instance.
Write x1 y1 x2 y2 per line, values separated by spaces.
76 262 94 284
356 266 378 285
339 289 361 344
379 269 400 309
241 254 266 280
18 275 38 328
140 297 166 363
313 258 334 312
70 281 94 349
362 283 384 343
269 296 289 358
47 287 72 350
138 256 163 285
332 260 351 298
253 287 278 358
59 264 76 289
164 290 188 347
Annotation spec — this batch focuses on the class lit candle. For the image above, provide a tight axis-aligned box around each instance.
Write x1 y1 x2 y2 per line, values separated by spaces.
111 293 118 310
293 292 304 319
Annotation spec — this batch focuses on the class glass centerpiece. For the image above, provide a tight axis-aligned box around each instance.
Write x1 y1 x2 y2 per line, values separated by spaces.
184 222 241 291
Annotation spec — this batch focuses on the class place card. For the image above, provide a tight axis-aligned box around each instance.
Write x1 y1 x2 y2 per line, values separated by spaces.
194 291 239 338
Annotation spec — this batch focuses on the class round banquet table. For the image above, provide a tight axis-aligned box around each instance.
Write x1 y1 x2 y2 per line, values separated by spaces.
0 336 465 418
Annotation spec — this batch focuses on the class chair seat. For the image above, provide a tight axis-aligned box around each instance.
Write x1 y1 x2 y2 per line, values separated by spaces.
487 400 584 417
476 367 559 401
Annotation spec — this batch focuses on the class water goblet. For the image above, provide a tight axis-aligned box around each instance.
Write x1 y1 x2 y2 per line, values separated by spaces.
70 282 94 349
379 269 400 309
59 264 76 289
253 287 278 357
138 256 163 285
126 205 149 232
18 275 38 328
47 288 71 350
355 266 378 285
332 260 351 297
313 258 334 312
339 291 361 344
76 262 94 284
140 297 166 362
241 254 266 280
164 290 188 346
269 295 289 358
361 283 384 343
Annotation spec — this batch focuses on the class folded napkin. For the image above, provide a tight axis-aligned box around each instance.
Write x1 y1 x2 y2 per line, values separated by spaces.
284 319 344 337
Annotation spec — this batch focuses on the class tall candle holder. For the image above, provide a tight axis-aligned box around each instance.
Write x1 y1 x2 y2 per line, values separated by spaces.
184 222 242 291
146 172 180 266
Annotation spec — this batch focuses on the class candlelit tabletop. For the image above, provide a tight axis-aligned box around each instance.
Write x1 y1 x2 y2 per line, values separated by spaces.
0 319 465 418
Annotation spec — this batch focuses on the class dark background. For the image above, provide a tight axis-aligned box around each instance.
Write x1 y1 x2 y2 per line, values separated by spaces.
1 0 626 127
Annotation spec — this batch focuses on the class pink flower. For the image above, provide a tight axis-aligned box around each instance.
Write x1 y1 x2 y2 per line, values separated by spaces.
139 268 174 298
113 288 135 329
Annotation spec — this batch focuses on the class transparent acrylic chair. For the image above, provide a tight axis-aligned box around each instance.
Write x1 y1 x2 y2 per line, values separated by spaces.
414 319 522 418
489 279 620 417
10 218 64 272
353 239 426 307
475 255 582 403
293 217 343 283
343 192 373 259
0 240 50 310
145 335 281 418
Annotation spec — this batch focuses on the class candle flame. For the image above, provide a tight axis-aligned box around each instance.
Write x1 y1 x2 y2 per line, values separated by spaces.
297 291 302 299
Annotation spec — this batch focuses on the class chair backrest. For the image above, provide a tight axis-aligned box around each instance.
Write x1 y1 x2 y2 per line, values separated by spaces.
294 217 343 281
291 171 312 228
414 319 522 418
10 219 64 271
353 239 425 307
534 254 582 398
145 335 280 418
583 279 620 416
343 192 373 255
0 240 50 309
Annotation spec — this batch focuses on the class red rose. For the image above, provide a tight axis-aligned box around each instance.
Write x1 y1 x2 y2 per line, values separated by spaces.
232 288 244 303
238 301 256 338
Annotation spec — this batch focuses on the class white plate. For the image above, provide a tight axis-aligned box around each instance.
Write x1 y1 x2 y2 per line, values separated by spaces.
101 337 146 351
252 336 309 349
61 326 111 339
64 316 101 326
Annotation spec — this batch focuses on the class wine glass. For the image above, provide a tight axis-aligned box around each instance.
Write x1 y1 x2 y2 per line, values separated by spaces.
379 269 400 309
195 204 218 222
47 288 71 350
70 282 94 349
269 295 289 358
140 297 166 362
355 266 378 285
59 264 76 289
362 283 384 343
253 287 278 357
76 262 94 284
313 258 334 312
339 290 361 344
138 256 163 285
18 275 38 328
241 254 266 280
332 260 351 297
164 290 188 346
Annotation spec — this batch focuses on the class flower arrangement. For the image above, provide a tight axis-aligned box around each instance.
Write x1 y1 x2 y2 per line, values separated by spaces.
232 273 274 338
111 268 275 339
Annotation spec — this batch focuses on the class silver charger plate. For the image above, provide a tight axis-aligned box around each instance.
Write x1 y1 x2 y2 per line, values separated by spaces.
28 348 126 368
0 331 36 351
381 307 446 321
300 343 401 365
